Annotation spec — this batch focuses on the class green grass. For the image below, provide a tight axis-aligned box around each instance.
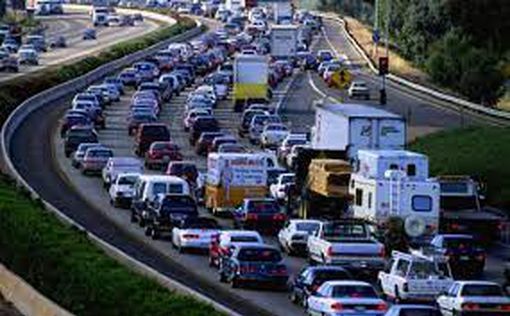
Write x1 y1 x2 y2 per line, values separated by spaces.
0 176 223 316
409 126 510 210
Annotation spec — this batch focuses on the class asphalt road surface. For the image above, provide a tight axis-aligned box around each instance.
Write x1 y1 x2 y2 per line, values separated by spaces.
0 9 161 83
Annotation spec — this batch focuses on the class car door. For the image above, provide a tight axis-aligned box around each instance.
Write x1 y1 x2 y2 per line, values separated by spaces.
438 283 459 316
293 268 309 301
278 221 291 246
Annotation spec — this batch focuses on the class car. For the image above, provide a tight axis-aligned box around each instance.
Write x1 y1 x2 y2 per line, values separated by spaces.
119 68 140 86
286 144 311 170
307 281 387 315
64 126 98 157
144 194 198 239
316 49 334 62
277 218 322 256
71 143 102 168
133 61 159 81
134 123 171 156
138 81 171 102
165 161 198 186
119 15 135 26
49 36 66 49
203 73 229 100
109 172 140 208
195 131 225 155
270 173 296 201
426 234 486 278
323 64 342 83
209 230 264 268
127 113 156 135
60 114 92 137
104 77 125 95
145 141 182 170
219 244 288 290
289 266 352 307
384 305 441 316
183 108 212 132
217 143 246 153
277 134 308 162
25 35 46 52
102 157 143 188
260 123 289 149
159 74 183 95
436 281 510 316
233 198 286 234
0 56 19 72
72 92 101 109
248 114 282 145
132 13 144 22
348 80 370 100
18 48 39 65
189 116 219 146
80 146 113 175
107 14 121 26
1 38 18 53
83 28 96 40
171 217 221 253
209 136 237 153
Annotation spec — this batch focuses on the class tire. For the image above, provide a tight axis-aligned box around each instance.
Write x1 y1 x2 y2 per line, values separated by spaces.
289 291 299 304
151 228 159 240
139 217 145 227
394 287 401 304
231 276 241 288
144 225 152 237
219 271 227 283
130 211 137 223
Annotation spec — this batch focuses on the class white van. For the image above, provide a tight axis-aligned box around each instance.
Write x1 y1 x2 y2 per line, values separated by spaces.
92 7 109 26
133 175 190 203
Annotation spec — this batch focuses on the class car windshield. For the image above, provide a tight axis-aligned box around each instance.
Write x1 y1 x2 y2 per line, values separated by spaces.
296 222 320 234
118 176 138 185
68 129 94 138
331 285 377 298
461 284 503 296
161 196 195 211
247 200 279 213
237 248 281 262
152 143 178 151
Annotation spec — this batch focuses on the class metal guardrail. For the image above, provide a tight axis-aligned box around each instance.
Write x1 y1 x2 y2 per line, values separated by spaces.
0 13 241 316
318 13 510 121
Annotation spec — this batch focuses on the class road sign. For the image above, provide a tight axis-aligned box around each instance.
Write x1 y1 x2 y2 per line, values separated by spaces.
331 68 352 89
372 29 380 43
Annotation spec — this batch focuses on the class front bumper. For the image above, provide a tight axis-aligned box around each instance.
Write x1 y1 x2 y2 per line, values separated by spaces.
114 196 133 208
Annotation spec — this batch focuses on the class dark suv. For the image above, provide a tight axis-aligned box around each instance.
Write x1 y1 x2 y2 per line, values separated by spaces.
189 116 219 146
64 126 98 157
134 123 170 156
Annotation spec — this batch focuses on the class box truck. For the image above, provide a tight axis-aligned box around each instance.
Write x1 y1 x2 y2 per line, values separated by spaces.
311 102 406 159
205 153 269 215
270 25 298 60
233 54 269 112
273 1 292 24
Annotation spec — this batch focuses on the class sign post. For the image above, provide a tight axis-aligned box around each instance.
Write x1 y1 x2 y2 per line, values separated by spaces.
379 56 389 105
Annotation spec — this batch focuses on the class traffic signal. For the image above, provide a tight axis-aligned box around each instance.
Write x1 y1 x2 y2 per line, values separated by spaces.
379 57 389 76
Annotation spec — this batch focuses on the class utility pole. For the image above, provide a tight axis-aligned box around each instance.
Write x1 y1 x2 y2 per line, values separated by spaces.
379 0 391 105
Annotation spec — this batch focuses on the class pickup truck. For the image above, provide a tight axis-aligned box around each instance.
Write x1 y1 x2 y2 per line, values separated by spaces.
378 251 454 303
307 219 386 275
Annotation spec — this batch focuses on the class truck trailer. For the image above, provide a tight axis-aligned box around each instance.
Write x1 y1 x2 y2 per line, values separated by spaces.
270 25 298 60
233 54 269 112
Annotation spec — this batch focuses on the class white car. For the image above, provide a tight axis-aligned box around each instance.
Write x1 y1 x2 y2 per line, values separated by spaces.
171 217 220 253
249 20 266 32
277 219 321 255
378 251 454 303
107 14 121 26
102 157 143 188
436 281 510 316
307 281 387 315
249 114 282 144
109 172 140 208
348 80 370 100
270 173 296 200
183 108 212 132
277 133 308 162
260 123 289 148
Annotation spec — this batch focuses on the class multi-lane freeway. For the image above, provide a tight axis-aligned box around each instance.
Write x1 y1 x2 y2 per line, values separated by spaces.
0 8 161 82
6 9 510 316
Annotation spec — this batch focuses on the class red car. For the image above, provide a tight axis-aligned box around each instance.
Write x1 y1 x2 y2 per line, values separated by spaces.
166 161 199 185
144 141 182 170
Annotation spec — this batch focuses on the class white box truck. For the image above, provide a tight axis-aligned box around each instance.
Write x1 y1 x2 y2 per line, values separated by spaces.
233 54 269 112
273 1 292 24
311 102 406 159
270 25 298 60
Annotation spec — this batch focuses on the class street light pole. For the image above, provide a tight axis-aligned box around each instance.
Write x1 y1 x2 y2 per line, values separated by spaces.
379 0 390 105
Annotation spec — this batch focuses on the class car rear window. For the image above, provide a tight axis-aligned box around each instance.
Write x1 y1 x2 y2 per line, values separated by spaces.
141 126 169 138
313 270 351 283
88 150 113 158
230 236 259 243
118 176 138 185
184 218 218 229
399 310 441 316
161 196 195 209
461 284 503 296
331 285 377 298
237 248 281 262
247 200 279 213
322 223 367 240
296 222 320 233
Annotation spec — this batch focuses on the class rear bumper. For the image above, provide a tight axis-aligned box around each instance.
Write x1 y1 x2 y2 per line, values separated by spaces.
180 240 211 249
236 274 288 286
114 196 133 208
326 257 386 271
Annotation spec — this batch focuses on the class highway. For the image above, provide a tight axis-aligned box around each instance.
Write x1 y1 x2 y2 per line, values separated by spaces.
6 13 510 316
0 9 161 82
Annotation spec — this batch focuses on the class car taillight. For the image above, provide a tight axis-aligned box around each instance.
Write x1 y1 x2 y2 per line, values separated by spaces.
273 213 286 221
500 304 510 311
379 247 385 258
330 302 343 311
475 254 485 261
462 303 480 311
182 234 199 239
449 223 461 231
246 213 258 221
274 266 287 275
326 246 334 257
375 303 387 311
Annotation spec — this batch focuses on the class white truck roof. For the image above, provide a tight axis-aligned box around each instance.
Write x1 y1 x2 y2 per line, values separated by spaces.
317 102 401 119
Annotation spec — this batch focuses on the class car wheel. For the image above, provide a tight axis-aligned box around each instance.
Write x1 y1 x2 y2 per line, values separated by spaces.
394 287 401 304
151 227 159 240
144 225 152 236
289 291 298 304
139 217 146 227
231 276 241 288
130 211 137 223
219 271 227 283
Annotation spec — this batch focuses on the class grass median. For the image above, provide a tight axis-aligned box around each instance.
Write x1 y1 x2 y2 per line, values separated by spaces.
0 175 223 316
409 126 510 210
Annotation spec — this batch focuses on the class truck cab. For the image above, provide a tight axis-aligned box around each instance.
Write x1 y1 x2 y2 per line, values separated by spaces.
378 251 453 302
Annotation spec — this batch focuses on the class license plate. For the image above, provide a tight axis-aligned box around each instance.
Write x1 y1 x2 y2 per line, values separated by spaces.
460 256 470 260
354 306 366 311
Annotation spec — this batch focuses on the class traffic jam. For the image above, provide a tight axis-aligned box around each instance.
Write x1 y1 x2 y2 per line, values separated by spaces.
58 2 510 316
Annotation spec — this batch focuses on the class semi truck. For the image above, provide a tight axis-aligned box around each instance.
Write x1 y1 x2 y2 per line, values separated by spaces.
233 54 269 112
270 25 298 60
